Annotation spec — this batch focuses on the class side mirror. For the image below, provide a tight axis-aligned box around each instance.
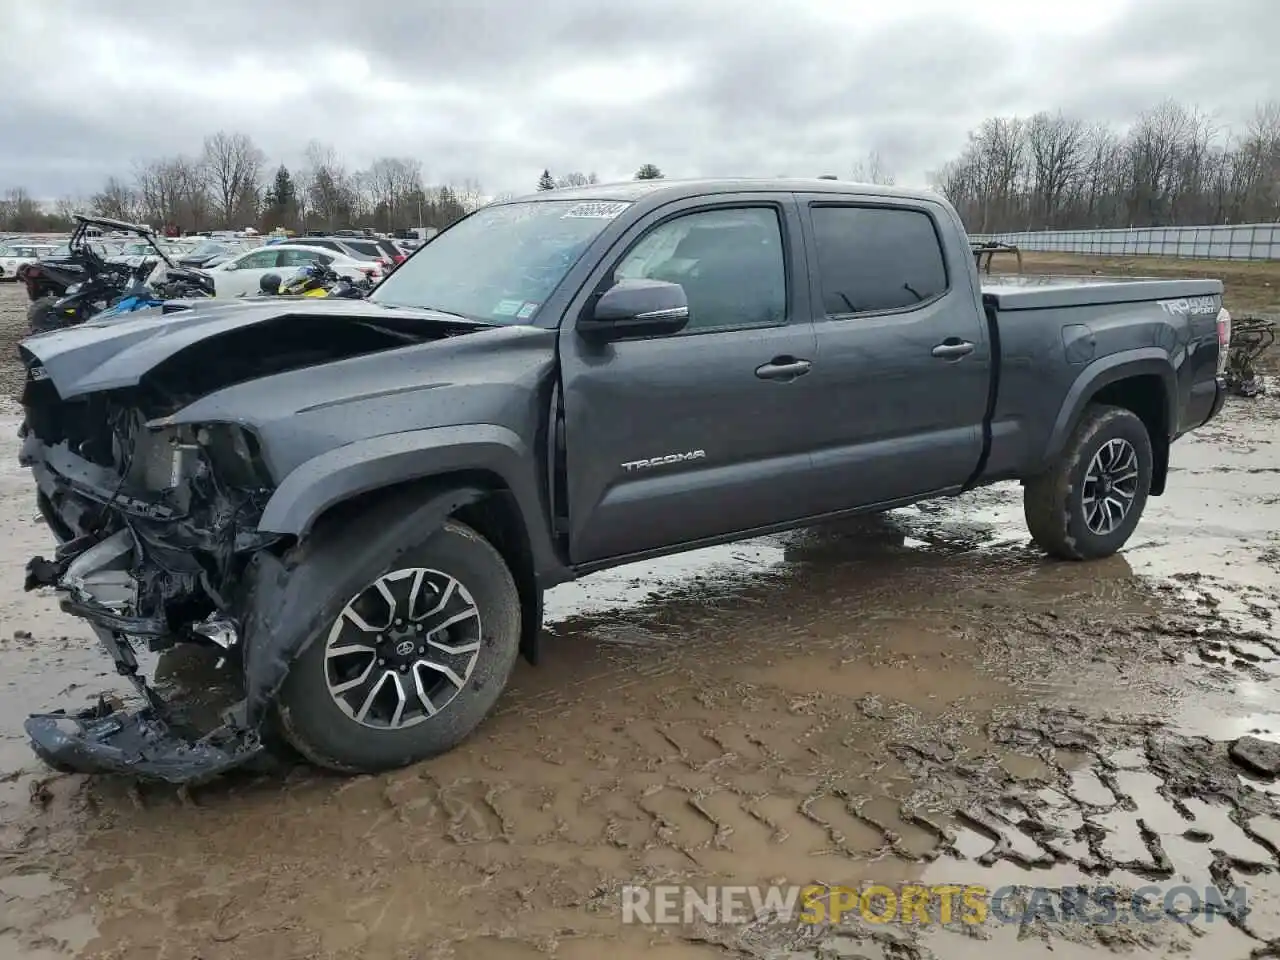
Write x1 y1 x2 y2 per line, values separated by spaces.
259 273 282 295
221 260 238 271
578 278 690 341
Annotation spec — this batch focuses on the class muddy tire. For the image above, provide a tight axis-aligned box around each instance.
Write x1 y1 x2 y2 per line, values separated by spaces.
27 296 61 334
1023 404 1153 561
276 519 521 774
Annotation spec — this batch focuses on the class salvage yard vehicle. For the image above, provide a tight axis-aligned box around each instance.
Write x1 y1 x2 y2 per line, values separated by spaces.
0 241 58 281
203 243 378 297
16 178 1228 783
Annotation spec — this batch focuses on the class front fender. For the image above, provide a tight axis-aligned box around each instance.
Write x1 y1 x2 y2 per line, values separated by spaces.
1040 348 1176 469
258 424 534 538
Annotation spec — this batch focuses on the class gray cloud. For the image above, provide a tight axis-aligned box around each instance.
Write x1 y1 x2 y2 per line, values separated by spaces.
4 0 1277 200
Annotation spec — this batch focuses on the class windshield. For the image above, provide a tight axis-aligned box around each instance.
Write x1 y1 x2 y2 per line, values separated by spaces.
188 240 229 259
369 199 630 323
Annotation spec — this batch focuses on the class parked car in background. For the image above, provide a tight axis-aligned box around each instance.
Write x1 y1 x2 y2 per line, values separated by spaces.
0 242 58 281
108 240 190 270
203 243 379 297
297 235 404 272
177 239 248 268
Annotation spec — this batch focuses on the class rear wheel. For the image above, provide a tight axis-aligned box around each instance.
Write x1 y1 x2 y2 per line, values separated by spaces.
1023 404 1153 560
276 519 521 774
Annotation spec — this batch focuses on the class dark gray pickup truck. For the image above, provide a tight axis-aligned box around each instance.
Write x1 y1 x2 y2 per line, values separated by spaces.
16 178 1229 782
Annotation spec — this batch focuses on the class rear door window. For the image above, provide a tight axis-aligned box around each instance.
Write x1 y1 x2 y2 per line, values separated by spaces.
343 240 381 259
809 205 948 316
279 249 332 267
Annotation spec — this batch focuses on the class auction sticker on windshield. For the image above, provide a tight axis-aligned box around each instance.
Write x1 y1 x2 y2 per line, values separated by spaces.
562 201 630 220
516 302 539 319
493 299 524 316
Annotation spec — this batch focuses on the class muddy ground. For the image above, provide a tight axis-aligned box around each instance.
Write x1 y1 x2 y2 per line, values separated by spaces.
0 269 1278 960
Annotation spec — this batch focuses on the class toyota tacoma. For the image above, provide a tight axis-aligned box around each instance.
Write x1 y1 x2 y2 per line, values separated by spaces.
15 179 1230 782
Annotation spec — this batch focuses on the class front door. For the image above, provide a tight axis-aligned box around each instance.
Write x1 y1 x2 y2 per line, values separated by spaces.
796 196 991 512
217 248 280 297
560 195 820 565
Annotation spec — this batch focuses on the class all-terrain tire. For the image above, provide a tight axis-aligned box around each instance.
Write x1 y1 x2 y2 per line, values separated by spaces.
1023 404 1153 561
27 296 60 334
276 519 522 774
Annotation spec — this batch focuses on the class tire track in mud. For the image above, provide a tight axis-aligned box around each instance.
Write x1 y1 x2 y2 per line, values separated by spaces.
16 599 1280 960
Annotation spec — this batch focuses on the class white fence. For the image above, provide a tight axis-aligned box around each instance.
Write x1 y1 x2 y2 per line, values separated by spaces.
970 223 1280 261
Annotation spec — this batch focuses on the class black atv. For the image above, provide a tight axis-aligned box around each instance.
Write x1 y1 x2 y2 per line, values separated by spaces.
24 215 186 334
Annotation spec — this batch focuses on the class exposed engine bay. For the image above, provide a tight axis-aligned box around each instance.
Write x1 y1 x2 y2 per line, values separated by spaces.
18 309 474 782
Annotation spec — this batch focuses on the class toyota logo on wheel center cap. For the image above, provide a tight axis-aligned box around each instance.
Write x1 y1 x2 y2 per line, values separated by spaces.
394 639 416 657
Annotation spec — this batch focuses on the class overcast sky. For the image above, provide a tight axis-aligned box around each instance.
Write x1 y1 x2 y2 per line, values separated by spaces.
4 0 1277 200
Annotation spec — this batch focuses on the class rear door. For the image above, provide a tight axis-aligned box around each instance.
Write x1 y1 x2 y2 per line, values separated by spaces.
796 196 990 511
559 194 820 564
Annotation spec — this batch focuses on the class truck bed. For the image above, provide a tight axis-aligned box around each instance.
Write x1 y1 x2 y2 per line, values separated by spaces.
981 274 1223 311
979 272 1225 485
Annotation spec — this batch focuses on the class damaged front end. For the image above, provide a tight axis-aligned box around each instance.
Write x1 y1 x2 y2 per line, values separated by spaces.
21 364 282 783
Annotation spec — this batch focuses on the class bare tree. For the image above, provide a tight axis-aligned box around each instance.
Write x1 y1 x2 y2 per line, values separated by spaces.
91 176 139 222
1026 112 1085 227
555 171 598 188
0 188 42 231
303 141 357 231
202 131 265 229
849 151 895 185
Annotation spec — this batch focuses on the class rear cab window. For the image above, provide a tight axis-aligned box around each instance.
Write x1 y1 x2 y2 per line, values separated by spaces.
809 205 949 316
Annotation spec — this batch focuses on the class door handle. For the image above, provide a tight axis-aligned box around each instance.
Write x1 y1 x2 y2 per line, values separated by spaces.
755 356 812 381
931 338 975 360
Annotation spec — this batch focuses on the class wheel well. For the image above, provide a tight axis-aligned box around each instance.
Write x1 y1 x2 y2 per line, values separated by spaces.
307 471 543 665
1089 374 1170 496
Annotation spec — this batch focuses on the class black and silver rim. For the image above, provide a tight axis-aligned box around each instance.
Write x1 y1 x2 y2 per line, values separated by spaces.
323 568 482 729
1082 437 1140 535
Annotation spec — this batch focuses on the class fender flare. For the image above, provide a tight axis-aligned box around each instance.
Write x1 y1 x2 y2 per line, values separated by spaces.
1040 349 1176 470
239 482 492 726
258 424 535 538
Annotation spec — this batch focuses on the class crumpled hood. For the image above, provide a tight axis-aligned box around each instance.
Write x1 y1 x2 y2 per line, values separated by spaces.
21 298 474 399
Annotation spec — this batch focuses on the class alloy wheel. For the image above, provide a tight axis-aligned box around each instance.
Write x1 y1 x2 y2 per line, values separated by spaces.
323 567 482 729
1082 437 1140 535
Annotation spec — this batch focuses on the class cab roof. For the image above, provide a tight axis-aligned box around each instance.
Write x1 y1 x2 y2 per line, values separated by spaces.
504 177 938 206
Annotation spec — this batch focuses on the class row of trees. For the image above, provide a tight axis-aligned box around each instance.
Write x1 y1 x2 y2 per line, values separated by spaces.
0 133 492 235
5 100 1278 236
0 138 673 236
932 99 1280 232
534 164 666 192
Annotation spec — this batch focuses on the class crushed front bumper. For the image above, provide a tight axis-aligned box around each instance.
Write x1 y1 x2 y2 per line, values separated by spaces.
24 531 267 784
26 701 264 785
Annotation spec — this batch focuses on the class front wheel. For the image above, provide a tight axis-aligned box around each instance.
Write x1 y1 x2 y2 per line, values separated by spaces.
276 519 521 774
1023 404 1154 560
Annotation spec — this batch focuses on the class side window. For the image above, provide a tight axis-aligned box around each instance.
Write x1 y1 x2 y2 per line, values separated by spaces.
237 249 279 269
612 207 786 332
279 249 331 267
810 206 948 316
306 240 340 253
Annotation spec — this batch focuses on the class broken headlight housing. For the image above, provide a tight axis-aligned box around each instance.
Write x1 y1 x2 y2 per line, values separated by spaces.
139 421 273 498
